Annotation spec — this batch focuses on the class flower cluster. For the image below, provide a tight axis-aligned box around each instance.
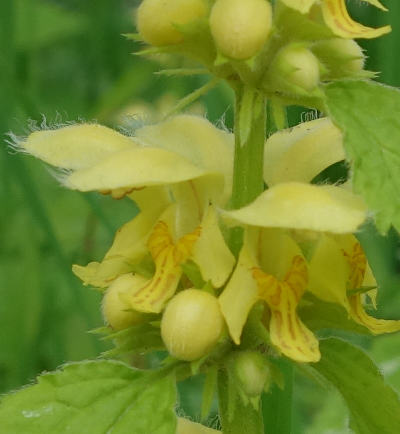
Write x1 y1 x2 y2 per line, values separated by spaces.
135 0 390 102
18 113 400 365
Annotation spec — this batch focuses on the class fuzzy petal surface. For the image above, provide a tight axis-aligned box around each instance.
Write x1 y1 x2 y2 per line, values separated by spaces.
66 147 209 192
135 115 234 202
219 245 259 345
21 124 135 169
223 182 367 233
264 118 344 186
192 206 235 288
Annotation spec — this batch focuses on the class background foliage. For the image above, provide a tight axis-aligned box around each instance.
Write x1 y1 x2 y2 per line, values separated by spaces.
0 1 399 432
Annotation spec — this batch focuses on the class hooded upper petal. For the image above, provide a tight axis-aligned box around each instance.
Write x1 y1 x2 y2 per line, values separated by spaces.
21 123 136 170
135 115 234 203
264 118 344 186
66 147 209 191
223 182 367 233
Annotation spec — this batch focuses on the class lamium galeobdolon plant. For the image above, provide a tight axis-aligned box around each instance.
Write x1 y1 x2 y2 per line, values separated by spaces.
3 0 400 433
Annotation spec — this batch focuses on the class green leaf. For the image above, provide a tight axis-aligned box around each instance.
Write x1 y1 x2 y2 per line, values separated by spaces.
300 294 371 335
324 80 400 233
312 338 400 434
0 360 177 434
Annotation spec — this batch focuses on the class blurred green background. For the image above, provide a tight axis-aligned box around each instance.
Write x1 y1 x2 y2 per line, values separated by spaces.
0 1 400 432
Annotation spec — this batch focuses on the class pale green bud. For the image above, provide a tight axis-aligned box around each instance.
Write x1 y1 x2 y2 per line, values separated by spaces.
161 289 224 361
137 0 208 46
210 0 272 60
270 45 320 92
233 351 270 397
102 274 145 330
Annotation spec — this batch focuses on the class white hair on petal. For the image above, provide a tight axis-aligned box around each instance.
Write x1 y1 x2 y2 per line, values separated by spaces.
216 108 232 133
46 166 71 188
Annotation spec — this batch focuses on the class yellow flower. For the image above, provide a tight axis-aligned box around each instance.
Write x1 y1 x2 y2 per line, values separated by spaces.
219 118 399 363
20 115 235 316
281 0 391 39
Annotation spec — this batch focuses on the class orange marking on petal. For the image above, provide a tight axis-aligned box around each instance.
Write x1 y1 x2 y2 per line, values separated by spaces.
252 256 320 363
322 0 391 39
129 221 201 313
342 241 400 334
342 241 367 290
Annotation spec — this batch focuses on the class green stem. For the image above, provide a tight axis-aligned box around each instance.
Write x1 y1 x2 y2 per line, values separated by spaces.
218 369 264 434
231 84 266 209
229 84 266 256
262 359 293 434
221 85 267 432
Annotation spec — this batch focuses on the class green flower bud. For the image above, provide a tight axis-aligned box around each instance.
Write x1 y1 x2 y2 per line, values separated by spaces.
312 38 365 79
161 289 224 361
137 0 208 46
233 351 270 397
102 274 144 330
269 45 320 93
210 0 273 60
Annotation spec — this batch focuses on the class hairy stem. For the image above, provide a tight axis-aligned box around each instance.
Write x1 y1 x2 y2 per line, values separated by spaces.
218 368 264 434
229 84 266 255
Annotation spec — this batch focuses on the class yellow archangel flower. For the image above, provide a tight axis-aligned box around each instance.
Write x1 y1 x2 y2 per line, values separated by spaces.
220 117 400 363
281 0 391 39
19 115 235 316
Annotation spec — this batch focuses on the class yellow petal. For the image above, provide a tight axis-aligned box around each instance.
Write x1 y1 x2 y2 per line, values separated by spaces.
348 294 400 335
73 260 135 289
135 115 234 203
21 124 135 170
219 245 259 345
66 147 208 192
342 240 400 334
280 0 318 14
253 256 320 363
223 182 367 233
255 228 303 280
321 0 391 39
128 217 201 313
192 206 235 288
172 180 212 236
177 418 221 434
73 187 170 287
308 235 350 309
264 118 344 186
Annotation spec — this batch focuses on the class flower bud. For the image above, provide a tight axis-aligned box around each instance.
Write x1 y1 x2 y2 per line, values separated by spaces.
269 45 320 92
312 38 365 79
161 289 224 361
137 0 208 46
102 274 145 330
233 351 270 397
210 0 272 60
